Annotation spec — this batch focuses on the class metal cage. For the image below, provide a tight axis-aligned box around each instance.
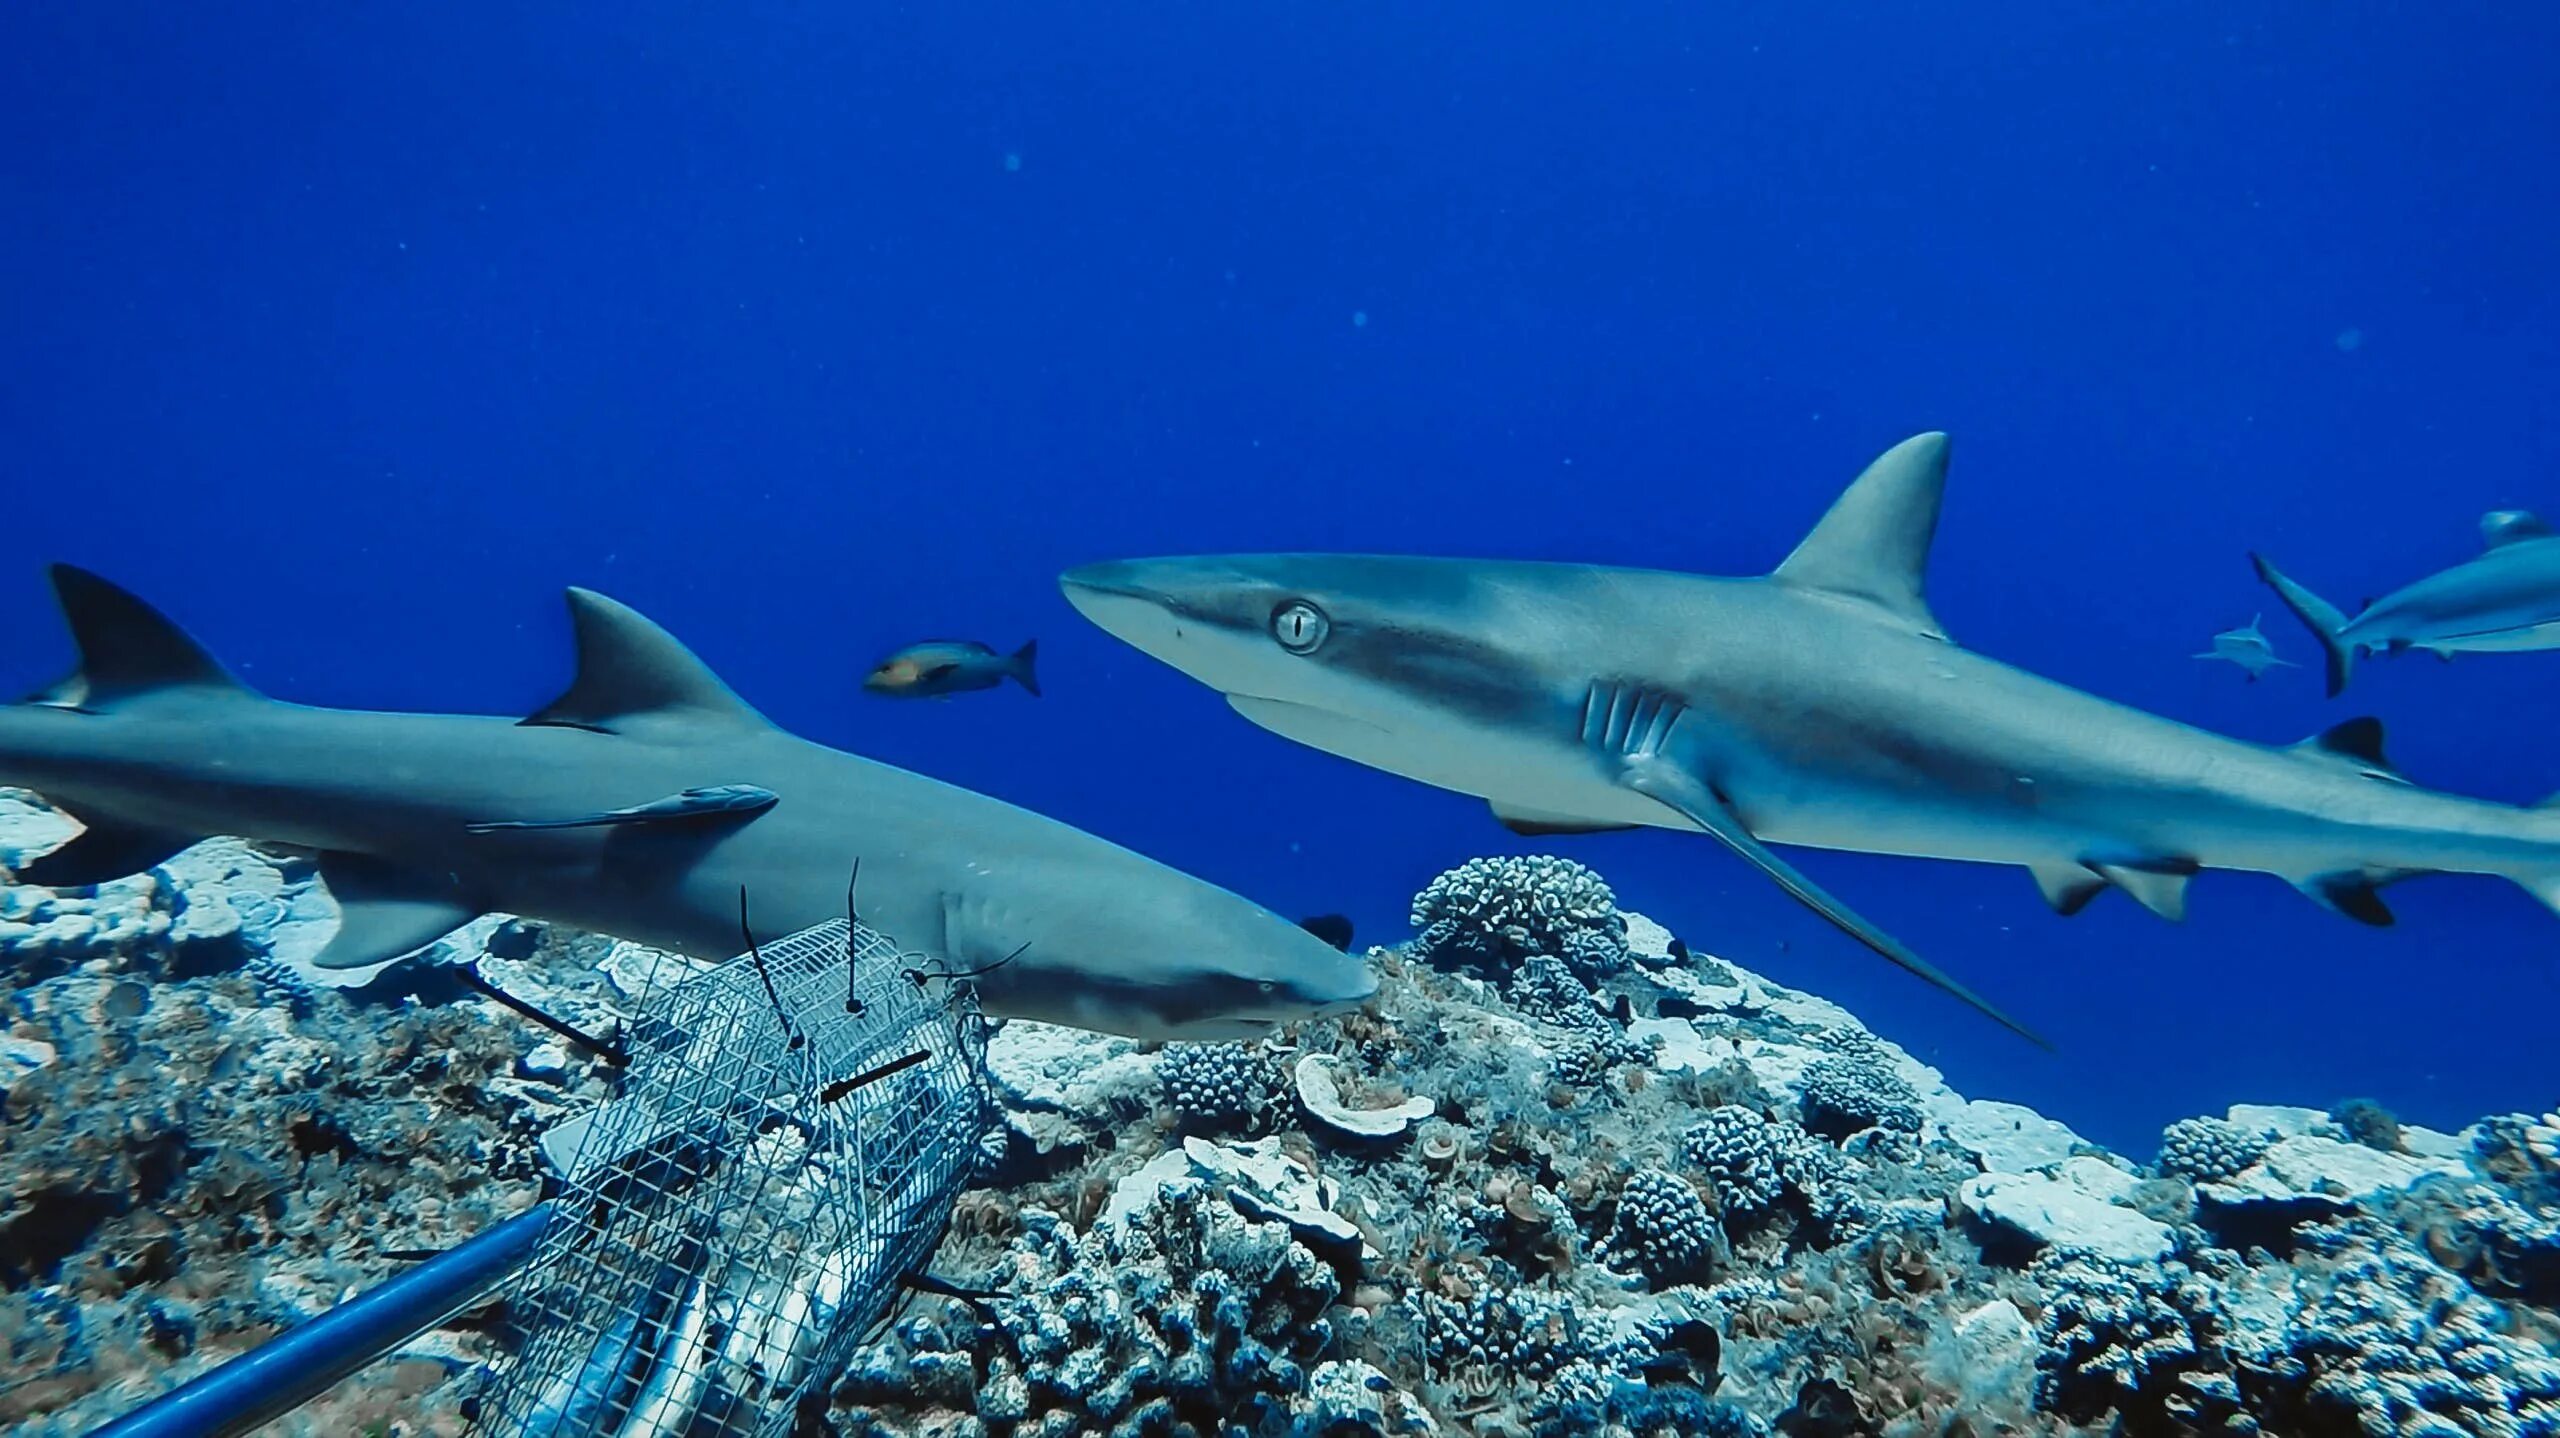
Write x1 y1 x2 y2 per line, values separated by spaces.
469 917 992 1438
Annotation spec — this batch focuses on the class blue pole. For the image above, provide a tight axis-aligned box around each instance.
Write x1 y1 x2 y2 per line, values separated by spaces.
85 1201 555 1438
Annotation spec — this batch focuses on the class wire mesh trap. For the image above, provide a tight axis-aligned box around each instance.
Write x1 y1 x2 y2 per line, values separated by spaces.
469 916 993 1438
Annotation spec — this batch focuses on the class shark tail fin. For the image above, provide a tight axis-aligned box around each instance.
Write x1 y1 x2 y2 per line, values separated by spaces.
1010 640 1041 697
2250 552 2355 697
23 565 256 710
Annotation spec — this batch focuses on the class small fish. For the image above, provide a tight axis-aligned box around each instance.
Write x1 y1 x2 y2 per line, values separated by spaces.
864 640 1040 699
2192 614 2296 682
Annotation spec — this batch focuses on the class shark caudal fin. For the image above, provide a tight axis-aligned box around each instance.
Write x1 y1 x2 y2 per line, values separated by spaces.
2250 553 2355 697
21 565 257 710
1010 640 1041 697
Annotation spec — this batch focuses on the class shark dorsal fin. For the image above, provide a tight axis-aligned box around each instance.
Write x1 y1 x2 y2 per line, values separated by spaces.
1770 432 1953 641
2292 716 2405 782
25 564 250 709
2481 509 2553 550
522 588 768 733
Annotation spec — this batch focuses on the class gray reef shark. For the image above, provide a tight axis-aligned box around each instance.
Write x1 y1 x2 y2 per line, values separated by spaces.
0 566 1377 1040
2193 615 2295 682
2254 509 2560 696
1062 433 2560 1048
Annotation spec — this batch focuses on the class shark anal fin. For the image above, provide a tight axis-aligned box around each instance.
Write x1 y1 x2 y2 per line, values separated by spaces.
30 565 252 708
2085 860 2196 921
1615 754 2048 1049
2297 871 2398 927
309 852 483 971
9 817 203 888
1489 801 1639 837
2028 861 2107 916
522 589 770 733
464 784 779 834
1769 433 1955 642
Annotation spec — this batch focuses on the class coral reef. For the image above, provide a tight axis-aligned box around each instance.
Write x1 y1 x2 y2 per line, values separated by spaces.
1408 854 1627 981
6 806 2556 1438
2157 1115 2270 1183
1159 1040 1280 1132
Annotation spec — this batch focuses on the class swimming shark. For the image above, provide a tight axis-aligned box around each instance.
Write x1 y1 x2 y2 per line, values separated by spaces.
0 566 1377 1040
2254 509 2560 696
1062 433 2560 1048
2193 615 2295 681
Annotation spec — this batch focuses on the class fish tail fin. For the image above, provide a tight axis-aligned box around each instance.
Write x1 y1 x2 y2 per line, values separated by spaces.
1010 639 1041 697
2250 552 2355 697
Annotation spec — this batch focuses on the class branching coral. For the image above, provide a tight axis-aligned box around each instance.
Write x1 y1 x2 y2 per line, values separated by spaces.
1158 1041 1278 1132
1794 1039 1921 1141
1410 855 1628 981
2156 1116 2270 1184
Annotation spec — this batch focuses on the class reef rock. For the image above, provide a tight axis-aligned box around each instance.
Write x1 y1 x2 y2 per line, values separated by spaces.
1960 1170 2176 1264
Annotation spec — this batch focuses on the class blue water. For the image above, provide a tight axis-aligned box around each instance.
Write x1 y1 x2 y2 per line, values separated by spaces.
6 6 2554 1155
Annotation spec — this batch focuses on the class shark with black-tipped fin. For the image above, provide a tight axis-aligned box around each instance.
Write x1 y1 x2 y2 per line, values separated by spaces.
1063 433 2560 1047
0 567 1376 1041
2255 509 2560 696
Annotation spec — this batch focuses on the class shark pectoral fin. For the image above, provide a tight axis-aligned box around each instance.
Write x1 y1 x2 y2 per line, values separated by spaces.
1488 801 1640 837
309 852 483 971
2085 860 2195 921
463 784 780 834
521 589 771 733
2028 861 2108 916
9 817 203 888
1615 755 2049 1049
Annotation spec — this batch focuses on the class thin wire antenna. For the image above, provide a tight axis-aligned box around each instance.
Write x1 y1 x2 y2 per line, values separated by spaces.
905 939 1030 989
739 884 805 1051
455 964 632 1066
844 858 866 1017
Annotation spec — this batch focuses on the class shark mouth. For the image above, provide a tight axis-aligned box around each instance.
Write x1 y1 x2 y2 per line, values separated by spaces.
1221 693 1398 750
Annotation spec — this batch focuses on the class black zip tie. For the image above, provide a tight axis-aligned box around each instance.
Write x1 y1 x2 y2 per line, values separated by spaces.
844 858 865 1017
818 1047 929 1105
455 963 630 1066
738 885 805 1051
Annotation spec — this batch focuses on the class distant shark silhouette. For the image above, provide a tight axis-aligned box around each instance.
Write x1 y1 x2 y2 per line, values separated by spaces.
2255 509 2560 695
1065 433 2560 1048
2194 615 2295 681
0 566 1376 1040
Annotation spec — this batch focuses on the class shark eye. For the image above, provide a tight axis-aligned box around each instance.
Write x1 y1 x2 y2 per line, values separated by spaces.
1272 601 1330 654
1257 980 1277 995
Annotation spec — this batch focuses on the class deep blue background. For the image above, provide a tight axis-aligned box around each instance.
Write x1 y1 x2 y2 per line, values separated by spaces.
6 5 2555 1154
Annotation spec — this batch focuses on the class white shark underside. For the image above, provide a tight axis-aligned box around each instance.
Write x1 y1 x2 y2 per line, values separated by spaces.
1062 433 2560 1046
0 567 1377 1040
